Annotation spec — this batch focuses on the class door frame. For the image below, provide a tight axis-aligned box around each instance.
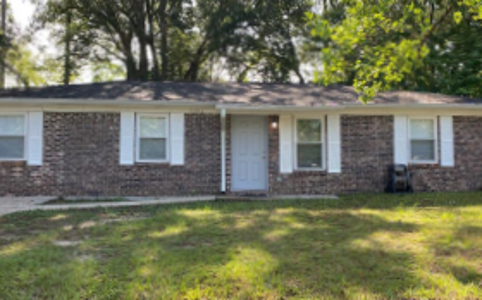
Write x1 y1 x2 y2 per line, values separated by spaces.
230 115 269 192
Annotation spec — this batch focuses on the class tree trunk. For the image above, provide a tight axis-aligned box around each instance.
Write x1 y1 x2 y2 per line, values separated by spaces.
63 9 72 85
125 55 137 80
160 0 168 80
295 68 305 85
0 0 6 89
146 0 160 80
184 38 208 81
138 37 149 80
119 30 139 80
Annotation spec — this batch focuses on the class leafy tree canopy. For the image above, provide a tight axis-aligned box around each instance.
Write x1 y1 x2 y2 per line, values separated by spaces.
308 0 482 101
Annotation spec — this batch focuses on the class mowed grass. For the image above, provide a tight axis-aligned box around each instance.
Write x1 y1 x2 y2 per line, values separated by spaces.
1 193 482 299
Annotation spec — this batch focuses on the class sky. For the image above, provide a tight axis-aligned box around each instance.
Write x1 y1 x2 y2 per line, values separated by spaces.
12 0 60 58
11 0 34 29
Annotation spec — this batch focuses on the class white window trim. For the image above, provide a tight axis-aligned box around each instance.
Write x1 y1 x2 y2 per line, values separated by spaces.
0 112 28 161
294 116 326 171
135 113 170 164
408 116 438 164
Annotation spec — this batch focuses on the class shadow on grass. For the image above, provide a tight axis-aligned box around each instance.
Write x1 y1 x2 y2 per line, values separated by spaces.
1 192 482 298
337 191 482 209
0 205 419 298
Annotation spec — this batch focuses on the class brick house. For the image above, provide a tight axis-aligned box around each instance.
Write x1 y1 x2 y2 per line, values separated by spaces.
0 81 479 197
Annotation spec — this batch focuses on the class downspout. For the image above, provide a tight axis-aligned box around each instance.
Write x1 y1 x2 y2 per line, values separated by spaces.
220 109 226 193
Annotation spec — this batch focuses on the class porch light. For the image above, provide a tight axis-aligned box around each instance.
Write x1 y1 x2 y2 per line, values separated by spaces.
271 120 278 129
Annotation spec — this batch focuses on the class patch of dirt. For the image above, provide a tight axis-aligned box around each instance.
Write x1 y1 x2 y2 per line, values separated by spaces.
100 216 149 224
76 254 96 263
169 240 213 250
79 221 97 229
0 234 17 241
0 235 20 246
53 240 83 247
63 225 74 231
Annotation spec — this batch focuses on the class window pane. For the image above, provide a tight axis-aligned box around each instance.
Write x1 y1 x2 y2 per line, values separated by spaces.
297 120 321 142
0 137 25 159
140 116 166 138
410 119 434 139
297 144 322 168
140 138 166 160
411 140 435 161
0 116 24 135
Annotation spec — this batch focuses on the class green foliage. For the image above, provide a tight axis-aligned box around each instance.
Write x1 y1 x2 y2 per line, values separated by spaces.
92 61 125 82
309 0 482 102
6 46 45 87
33 0 312 83
0 1 47 88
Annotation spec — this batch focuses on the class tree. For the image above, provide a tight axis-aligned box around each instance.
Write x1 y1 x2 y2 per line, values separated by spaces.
0 0 6 88
0 0 45 88
92 61 125 82
37 0 98 85
7 46 45 87
35 0 317 83
197 0 312 83
308 0 482 101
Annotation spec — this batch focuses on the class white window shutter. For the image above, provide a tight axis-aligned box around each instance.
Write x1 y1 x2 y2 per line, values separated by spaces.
279 115 293 174
120 112 135 165
394 115 408 164
27 112 43 166
440 116 454 167
327 114 341 173
170 113 185 165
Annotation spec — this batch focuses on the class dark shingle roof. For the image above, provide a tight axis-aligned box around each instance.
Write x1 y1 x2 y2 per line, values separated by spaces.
0 81 478 106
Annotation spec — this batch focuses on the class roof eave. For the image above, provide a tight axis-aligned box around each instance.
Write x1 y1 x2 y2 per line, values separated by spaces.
0 98 214 108
215 104 345 111
217 103 482 111
0 98 480 110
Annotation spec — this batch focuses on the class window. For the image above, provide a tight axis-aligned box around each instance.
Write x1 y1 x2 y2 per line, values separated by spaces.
136 114 169 162
409 117 437 163
296 118 324 169
0 115 26 160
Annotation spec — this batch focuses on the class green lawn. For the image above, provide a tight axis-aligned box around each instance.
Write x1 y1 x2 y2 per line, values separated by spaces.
1 193 482 299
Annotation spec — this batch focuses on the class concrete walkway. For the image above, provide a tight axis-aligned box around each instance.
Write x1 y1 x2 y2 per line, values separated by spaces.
0 196 216 217
0 194 338 217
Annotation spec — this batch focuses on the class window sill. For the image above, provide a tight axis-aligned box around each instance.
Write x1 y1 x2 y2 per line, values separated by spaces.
0 160 27 166
409 161 438 165
0 159 26 162
135 160 170 165
294 168 327 173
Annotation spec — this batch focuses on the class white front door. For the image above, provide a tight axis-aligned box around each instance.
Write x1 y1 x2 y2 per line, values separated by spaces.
231 116 268 191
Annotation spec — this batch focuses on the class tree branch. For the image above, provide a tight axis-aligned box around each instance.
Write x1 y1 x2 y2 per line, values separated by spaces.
418 5 455 56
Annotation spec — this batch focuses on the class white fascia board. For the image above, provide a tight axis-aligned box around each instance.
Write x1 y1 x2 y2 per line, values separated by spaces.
343 103 482 109
217 103 482 110
217 103 482 117
216 104 346 111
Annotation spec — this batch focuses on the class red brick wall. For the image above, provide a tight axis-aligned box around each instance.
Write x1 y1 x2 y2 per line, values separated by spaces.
1 113 481 197
409 116 482 192
267 115 482 194
0 113 221 197
268 115 393 195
